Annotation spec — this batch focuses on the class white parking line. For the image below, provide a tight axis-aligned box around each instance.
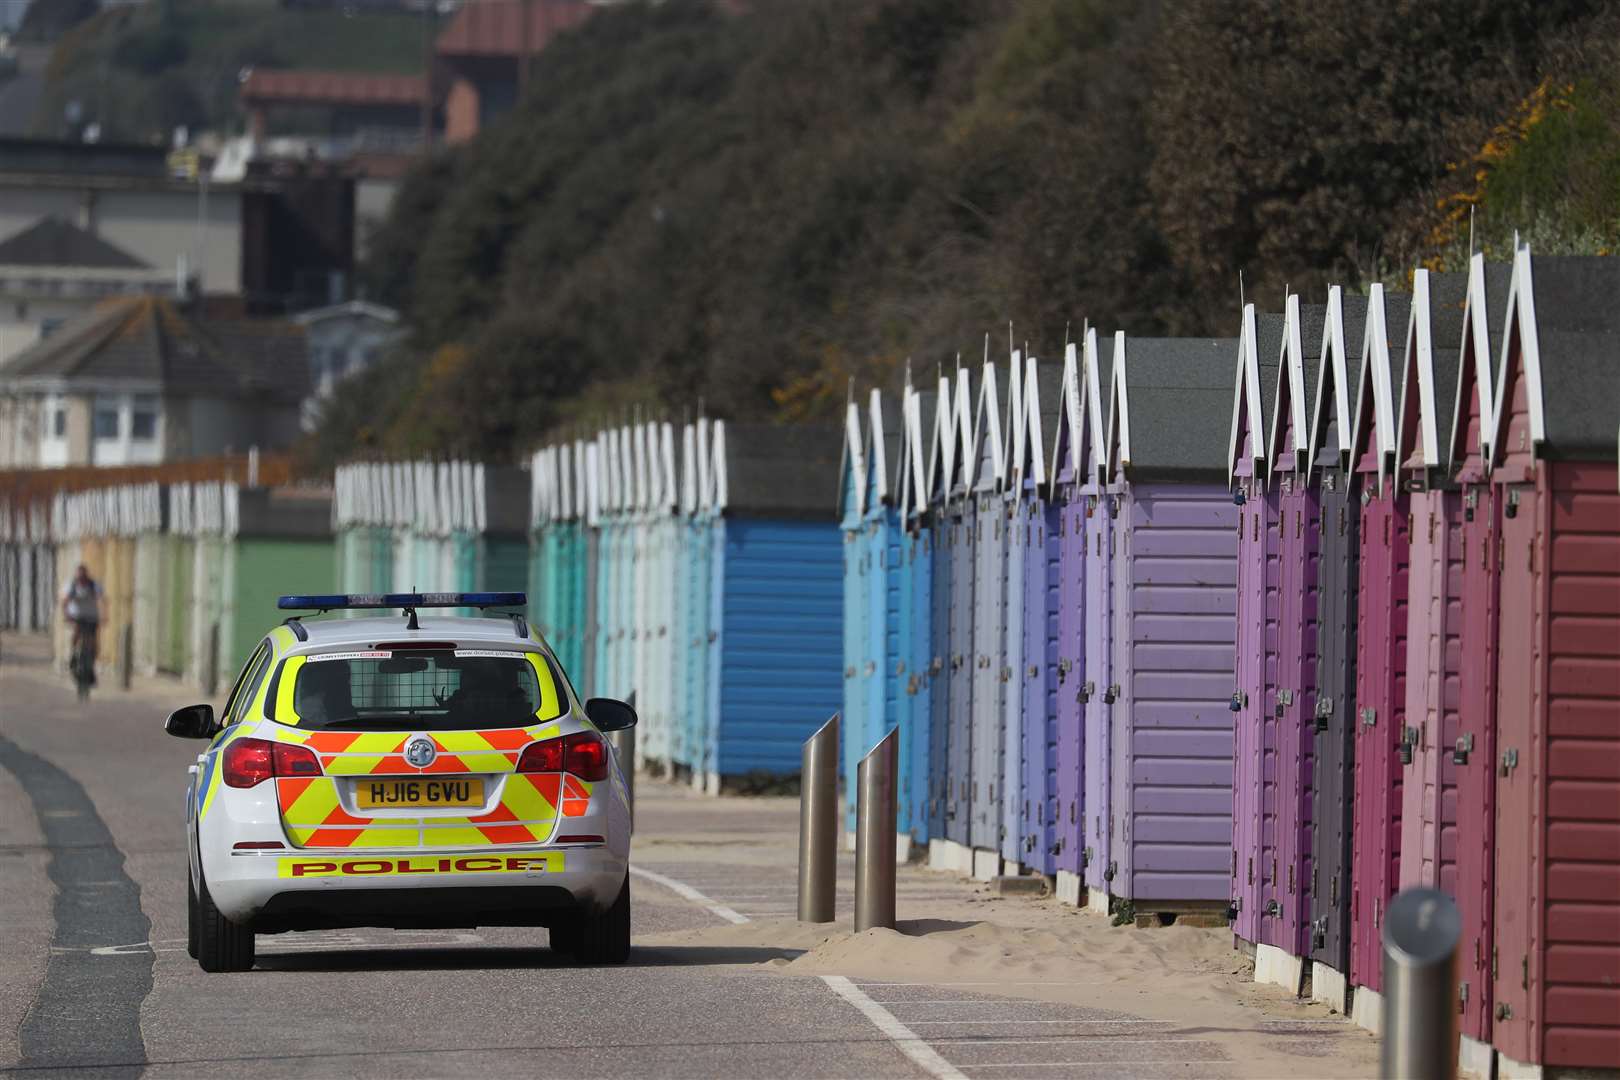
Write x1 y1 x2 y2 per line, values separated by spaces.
628 865 749 925
820 975 970 1080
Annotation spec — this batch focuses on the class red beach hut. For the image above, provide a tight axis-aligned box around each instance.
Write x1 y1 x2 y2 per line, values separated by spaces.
1488 250 1620 1074
1347 282 1413 1030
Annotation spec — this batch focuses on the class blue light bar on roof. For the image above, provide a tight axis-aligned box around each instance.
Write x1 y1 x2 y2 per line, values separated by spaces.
276 592 527 611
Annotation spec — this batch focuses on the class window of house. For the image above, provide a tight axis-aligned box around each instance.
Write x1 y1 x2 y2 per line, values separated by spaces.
52 408 66 438
93 404 119 440
131 396 158 440
40 318 65 339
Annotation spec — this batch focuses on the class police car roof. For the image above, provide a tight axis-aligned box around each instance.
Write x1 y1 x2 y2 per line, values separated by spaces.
285 615 536 651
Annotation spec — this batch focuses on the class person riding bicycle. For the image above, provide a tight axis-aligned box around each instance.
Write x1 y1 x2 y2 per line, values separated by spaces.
61 565 103 685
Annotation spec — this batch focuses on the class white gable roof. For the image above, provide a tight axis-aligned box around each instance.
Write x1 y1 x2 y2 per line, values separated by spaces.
1267 292 1308 476
1489 245 1546 463
1306 286 1352 473
1350 283 1398 492
1395 269 1441 473
1226 302 1264 485
1446 253 1499 474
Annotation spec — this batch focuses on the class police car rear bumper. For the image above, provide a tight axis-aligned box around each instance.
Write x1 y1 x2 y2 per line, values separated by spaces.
209 844 628 928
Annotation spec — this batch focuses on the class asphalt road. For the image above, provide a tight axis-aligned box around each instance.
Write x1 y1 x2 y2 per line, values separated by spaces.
3 636 1370 1080
0 642 930 1079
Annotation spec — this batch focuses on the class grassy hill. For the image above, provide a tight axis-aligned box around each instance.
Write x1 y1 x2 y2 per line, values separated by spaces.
31 0 435 141
287 0 1615 462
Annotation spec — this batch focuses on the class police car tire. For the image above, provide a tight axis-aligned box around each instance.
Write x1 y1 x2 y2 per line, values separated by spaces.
558 877 630 965
186 874 199 960
195 867 255 973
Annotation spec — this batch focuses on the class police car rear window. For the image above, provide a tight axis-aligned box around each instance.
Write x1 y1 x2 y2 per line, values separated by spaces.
269 649 564 730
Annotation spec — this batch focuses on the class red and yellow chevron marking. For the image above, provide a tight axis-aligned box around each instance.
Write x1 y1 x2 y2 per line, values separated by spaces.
276 772 561 849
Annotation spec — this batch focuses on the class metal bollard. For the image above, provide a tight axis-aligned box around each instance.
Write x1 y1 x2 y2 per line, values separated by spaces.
854 726 899 932
797 713 839 922
1382 887 1461 1080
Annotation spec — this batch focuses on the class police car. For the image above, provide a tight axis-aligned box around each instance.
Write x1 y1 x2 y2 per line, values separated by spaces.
167 593 635 972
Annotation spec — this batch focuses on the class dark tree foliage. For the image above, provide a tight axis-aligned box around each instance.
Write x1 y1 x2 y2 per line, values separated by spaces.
1146 0 1602 328
320 0 1607 463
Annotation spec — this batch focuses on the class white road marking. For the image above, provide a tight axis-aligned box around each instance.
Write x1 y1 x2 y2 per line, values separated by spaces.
933 1037 1212 1046
820 975 970 1080
958 1062 1230 1070
629 865 749 924
909 1021 1193 1027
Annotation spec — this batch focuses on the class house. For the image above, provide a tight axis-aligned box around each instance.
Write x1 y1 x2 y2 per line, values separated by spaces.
292 299 403 429
0 215 178 363
0 295 307 468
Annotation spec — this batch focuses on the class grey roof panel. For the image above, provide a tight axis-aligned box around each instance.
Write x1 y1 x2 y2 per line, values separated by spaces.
0 216 149 269
722 422 842 518
1528 256 1620 335
1124 336 1240 479
1538 330 1620 458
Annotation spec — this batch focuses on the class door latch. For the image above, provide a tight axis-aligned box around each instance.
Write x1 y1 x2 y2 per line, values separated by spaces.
1453 733 1474 766
1230 690 1247 713
1500 748 1519 777
1080 680 1095 703
1361 706 1377 727
1314 696 1333 731
1103 684 1119 704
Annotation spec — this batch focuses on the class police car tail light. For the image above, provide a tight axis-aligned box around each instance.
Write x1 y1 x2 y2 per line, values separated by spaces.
516 732 608 782
222 738 321 788
272 743 322 777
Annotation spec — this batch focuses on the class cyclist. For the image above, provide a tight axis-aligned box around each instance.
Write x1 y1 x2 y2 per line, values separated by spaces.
61 565 103 685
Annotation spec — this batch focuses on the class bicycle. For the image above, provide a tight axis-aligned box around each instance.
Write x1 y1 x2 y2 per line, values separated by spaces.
70 626 97 701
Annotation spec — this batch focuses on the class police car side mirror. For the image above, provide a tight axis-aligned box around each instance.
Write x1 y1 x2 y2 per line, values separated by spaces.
585 698 637 732
165 703 218 740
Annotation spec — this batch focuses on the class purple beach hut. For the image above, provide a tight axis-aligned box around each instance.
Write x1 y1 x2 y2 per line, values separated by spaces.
1101 330 1241 920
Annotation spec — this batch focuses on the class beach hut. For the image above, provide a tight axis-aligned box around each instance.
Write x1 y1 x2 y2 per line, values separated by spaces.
936 366 979 863
896 379 937 846
1486 251 1620 1075
672 420 714 782
1444 253 1511 1057
1300 287 1368 1012
1079 329 1117 910
693 421 843 788
1046 341 1089 902
1257 294 1336 987
863 390 905 833
1347 283 1414 1028
1102 330 1240 920
0 497 53 633
1228 303 1283 948
839 396 869 825
529 441 590 679
221 485 336 675
631 421 679 770
1394 269 1468 898
1016 355 1064 876
968 353 1009 870
926 371 969 855
592 429 629 702
998 350 1026 870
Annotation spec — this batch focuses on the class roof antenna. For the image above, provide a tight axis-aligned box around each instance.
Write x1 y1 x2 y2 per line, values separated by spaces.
405 585 419 630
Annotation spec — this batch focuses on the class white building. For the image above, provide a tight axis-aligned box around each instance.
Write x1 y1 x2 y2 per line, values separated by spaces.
292 299 402 431
0 295 307 468
0 215 179 364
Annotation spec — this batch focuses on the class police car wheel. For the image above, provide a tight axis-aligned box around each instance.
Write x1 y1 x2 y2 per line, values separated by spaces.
194 867 255 973
186 874 199 960
554 877 630 965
